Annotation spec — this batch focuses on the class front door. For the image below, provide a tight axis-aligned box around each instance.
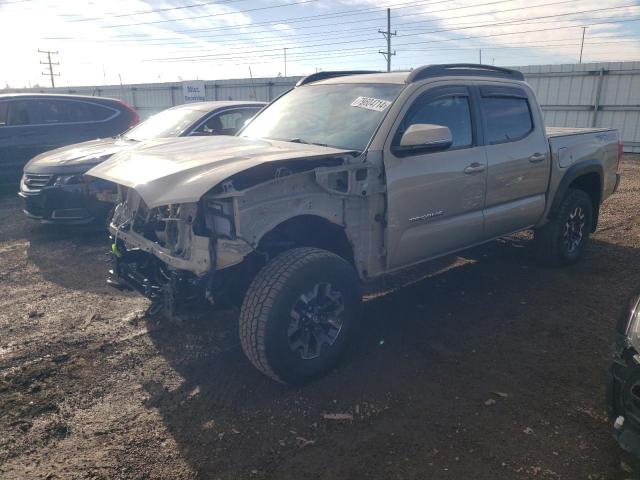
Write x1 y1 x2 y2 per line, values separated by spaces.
384 85 487 270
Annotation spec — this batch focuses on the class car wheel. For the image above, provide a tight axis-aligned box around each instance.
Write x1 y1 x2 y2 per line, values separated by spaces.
239 247 361 384
534 188 593 266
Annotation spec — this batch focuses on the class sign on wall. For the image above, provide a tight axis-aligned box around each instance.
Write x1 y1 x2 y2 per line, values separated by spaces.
182 80 206 103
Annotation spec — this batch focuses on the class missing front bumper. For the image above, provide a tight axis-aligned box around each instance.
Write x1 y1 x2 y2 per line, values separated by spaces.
108 245 209 316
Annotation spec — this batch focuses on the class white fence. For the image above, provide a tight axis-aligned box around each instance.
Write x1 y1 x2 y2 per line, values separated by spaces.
519 62 640 153
4 61 640 152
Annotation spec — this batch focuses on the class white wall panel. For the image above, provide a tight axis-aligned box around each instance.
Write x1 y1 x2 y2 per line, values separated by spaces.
5 63 640 151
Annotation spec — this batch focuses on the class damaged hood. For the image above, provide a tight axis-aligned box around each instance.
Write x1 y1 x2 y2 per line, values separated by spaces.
86 136 352 208
24 138 139 174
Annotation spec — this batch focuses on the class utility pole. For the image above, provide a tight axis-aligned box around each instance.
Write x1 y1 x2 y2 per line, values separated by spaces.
479 49 482 64
39 49 59 88
284 47 287 77
378 8 396 72
579 27 587 64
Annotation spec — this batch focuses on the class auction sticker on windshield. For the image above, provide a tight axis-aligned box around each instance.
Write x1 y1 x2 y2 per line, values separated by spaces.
350 96 392 112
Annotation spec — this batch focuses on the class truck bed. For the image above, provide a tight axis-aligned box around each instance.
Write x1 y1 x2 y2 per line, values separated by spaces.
545 126 619 211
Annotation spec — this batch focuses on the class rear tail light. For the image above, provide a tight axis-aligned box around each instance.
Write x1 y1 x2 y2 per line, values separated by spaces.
617 139 624 173
118 101 140 128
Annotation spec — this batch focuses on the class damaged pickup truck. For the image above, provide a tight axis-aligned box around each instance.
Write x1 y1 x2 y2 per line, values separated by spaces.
87 64 622 384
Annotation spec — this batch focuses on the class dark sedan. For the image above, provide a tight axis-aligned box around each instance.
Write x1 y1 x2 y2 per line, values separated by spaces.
1 93 139 184
19 101 265 224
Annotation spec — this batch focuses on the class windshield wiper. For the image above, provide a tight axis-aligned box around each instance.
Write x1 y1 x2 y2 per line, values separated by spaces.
288 138 329 147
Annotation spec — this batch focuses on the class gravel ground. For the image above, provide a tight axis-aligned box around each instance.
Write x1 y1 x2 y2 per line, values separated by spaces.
1 156 640 480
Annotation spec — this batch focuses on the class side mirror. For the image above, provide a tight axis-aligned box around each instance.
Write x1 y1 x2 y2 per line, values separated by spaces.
397 124 453 154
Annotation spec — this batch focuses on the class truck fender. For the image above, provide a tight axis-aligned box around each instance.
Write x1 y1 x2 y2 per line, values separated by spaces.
546 159 603 229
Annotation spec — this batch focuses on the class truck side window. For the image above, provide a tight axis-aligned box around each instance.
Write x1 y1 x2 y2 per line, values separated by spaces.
396 95 473 149
481 96 533 144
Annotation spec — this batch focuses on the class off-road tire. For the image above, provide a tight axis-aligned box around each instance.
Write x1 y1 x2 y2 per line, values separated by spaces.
534 188 594 266
239 247 361 384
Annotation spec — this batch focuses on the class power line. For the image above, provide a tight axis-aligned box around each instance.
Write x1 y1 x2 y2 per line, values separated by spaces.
146 12 640 64
45 0 456 38
143 3 640 62
397 36 640 52
101 0 322 28
115 0 587 50
43 0 504 42
38 49 60 88
139 0 564 57
65 0 630 57
67 0 250 22
124 3 625 56
174 37 639 68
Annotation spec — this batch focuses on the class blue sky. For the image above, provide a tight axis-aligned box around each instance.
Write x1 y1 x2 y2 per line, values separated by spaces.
0 0 639 87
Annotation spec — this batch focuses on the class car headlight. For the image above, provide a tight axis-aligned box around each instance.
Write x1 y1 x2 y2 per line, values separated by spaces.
53 174 85 186
624 294 640 351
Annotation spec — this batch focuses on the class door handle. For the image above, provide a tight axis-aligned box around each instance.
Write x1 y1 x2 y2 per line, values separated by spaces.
464 162 486 174
529 152 546 163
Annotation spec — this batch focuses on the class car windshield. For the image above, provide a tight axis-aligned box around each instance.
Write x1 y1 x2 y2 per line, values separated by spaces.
123 107 205 141
240 83 403 151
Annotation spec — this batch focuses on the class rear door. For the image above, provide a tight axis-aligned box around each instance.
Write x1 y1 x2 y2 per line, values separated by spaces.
384 84 487 269
478 84 550 237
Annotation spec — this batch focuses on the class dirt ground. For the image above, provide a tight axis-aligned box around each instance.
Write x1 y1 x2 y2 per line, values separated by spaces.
1 156 640 480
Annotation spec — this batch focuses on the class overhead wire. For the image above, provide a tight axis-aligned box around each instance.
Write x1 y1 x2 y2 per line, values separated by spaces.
141 3 640 62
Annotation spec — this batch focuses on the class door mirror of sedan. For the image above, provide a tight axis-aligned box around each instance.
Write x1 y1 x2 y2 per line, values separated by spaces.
396 124 453 154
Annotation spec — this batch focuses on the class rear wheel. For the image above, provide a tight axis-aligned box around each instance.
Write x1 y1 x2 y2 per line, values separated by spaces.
534 188 593 266
239 247 361 384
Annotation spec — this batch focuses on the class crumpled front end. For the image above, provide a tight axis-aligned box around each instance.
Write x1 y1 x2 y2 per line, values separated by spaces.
107 187 217 313
608 292 640 457
109 187 212 274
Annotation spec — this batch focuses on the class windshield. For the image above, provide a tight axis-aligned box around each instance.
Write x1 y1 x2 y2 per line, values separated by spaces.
123 107 205 141
240 83 403 151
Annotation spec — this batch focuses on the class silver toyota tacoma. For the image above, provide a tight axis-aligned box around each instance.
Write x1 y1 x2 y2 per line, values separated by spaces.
87 64 623 384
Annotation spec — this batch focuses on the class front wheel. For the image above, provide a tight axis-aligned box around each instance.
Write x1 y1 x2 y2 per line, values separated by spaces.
239 247 361 384
534 188 594 266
